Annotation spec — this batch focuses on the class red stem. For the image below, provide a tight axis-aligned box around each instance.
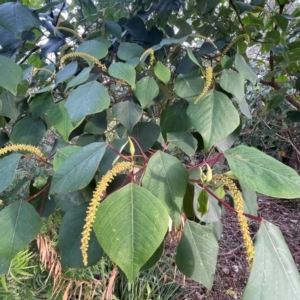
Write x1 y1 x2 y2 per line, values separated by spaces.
25 182 51 202
106 143 131 161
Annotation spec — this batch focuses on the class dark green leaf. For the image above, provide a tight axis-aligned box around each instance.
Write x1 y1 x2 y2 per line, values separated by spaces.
142 151 188 227
187 90 240 151
140 242 164 271
65 81 110 125
0 92 24 121
10 115 46 146
105 20 122 40
234 54 257 84
240 183 258 216
0 56 23 96
0 153 21 193
197 189 209 216
225 145 300 198
75 40 108 63
161 101 192 138
286 111 300 122
84 111 107 135
175 220 218 290
55 61 78 86
154 62 171 85
53 146 81 171
94 184 169 282
112 101 143 130
29 92 53 119
117 42 144 61
50 143 106 194
65 67 91 91
0 201 42 260
59 204 103 268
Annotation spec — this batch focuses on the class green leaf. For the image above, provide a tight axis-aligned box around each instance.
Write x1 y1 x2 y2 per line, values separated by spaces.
10 115 46 146
160 100 192 138
0 92 24 121
187 90 240 151
127 122 160 155
134 77 159 108
65 67 91 91
0 201 42 261
267 93 285 110
197 189 209 216
220 69 244 103
167 132 197 156
29 92 53 119
55 61 78 86
234 54 257 84
240 183 258 216
221 55 233 69
53 146 81 171
186 48 201 66
65 81 110 125
112 101 143 130
242 221 300 300
142 151 188 227
0 2 40 37
175 220 218 290
117 42 144 61
154 62 171 85
75 40 108 63
59 204 103 268
105 20 122 40
84 111 107 135
274 14 289 31
174 73 205 103
108 62 136 89
225 145 300 198
46 101 75 142
94 184 169 282
50 143 106 194
0 153 21 193
0 56 23 96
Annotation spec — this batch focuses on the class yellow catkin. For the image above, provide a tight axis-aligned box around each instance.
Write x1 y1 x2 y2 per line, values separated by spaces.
214 174 254 267
140 48 155 67
59 44 72 59
222 34 250 57
54 26 84 43
194 66 213 104
60 52 107 71
0 144 45 159
81 161 134 266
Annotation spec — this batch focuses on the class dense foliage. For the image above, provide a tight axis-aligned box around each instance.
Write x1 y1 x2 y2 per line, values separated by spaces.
0 0 300 298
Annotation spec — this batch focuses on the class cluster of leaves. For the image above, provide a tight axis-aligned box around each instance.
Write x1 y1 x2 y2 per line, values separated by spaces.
0 0 300 298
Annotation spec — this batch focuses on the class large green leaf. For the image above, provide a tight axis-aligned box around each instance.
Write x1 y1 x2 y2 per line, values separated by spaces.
53 146 81 171
142 151 189 227
117 42 144 61
50 143 106 194
10 115 46 146
0 201 42 260
112 101 142 130
234 54 257 85
160 100 192 138
219 69 244 103
242 221 300 300
0 92 24 121
59 204 103 268
84 111 107 135
240 183 258 216
0 153 21 193
167 132 197 156
0 2 40 37
47 101 75 142
225 145 300 198
65 81 110 125
93 184 169 282
0 56 23 96
174 73 205 103
108 62 136 89
175 220 218 290
134 77 159 108
187 90 240 151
